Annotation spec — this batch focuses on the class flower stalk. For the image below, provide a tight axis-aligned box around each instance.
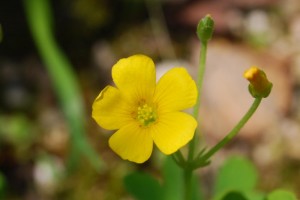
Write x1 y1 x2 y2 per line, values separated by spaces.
181 14 272 200
183 15 214 199
194 97 262 168
90 11 273 200
188 15 214 162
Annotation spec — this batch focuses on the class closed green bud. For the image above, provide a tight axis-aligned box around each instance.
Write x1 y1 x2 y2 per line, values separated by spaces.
196 15 214 43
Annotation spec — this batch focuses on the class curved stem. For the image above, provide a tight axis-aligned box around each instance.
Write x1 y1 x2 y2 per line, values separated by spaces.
199 97 262 164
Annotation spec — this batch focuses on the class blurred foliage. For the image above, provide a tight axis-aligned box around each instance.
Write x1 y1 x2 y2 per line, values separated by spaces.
124 156 203 200
212 156 297 200
0 115 35 160
124 155 297 200
0 115 35 146
23 0 102 171
214 156 258 195
266 189 297 200
162 156 202 200
70 0 110 30
124 172 163 200
0 172 6 199
220 192 248 200
213 156 264 200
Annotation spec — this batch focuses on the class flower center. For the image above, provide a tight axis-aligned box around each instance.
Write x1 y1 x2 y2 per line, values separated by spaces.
136 104 157 127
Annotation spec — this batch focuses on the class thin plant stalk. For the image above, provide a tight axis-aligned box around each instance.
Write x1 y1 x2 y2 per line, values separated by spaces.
24 0 102 171
198 97 262 164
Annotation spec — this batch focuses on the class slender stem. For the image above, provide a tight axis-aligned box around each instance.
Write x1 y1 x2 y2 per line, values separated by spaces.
188 41 208 162
184 169 193 200
193 41 207 120
175 150 185 163
183 41 208 200
172 150 186 167
200 97 262 163
24 0 102 171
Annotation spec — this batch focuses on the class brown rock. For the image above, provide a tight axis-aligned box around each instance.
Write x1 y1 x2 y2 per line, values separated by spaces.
190 39 292 140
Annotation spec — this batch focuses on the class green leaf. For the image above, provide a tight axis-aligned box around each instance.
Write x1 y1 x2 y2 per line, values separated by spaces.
124 171 163 200
215 190 265 200
244 191 265 200
214 189 265 200
221 191 248 200
266 189 297 200
214 156 258 195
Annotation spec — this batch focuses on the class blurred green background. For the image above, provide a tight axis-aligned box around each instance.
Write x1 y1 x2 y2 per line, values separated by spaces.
0 0 300 199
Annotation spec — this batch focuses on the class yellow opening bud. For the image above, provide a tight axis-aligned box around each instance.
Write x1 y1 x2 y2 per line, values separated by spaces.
244 66 273 98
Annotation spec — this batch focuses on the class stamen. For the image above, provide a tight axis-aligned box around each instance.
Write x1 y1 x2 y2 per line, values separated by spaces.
136 103 157 126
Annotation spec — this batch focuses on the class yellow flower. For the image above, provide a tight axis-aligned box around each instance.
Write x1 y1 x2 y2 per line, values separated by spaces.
244 66 272 98
92 55 198 163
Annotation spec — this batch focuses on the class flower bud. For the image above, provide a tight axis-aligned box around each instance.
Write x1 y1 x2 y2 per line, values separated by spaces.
196 15 214 43
244 66 273 98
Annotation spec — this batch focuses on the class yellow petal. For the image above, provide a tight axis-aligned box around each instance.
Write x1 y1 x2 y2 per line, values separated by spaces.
112 55 156 103
154 67 197 113
92 86 133 130
109 123 153 163
152 112 197 155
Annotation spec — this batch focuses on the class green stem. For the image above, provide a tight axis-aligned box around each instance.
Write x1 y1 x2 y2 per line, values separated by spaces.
184 169 193 200
174 150 185 165
188 41 208 161
184 41 208 200
199 97 262 164
192 41 207 120
172 150 186 169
